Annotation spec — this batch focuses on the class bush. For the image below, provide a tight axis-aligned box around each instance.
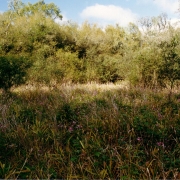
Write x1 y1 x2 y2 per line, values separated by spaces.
158 36 180 90
0 56 32 91
96 55 124 83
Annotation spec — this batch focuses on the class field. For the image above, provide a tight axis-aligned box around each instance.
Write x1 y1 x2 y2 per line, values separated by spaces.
0 82 180 179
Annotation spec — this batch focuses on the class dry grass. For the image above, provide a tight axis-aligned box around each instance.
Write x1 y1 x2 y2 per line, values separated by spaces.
0 82 180 179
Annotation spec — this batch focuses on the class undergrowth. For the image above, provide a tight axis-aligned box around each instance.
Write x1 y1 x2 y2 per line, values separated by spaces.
0 83 180 179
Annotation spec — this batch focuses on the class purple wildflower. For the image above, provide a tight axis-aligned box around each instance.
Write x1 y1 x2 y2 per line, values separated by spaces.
137 137 142 142
68 126 74 133
157 142 165 147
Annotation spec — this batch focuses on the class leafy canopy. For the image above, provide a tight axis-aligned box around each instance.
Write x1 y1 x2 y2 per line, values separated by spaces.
8 0 63 19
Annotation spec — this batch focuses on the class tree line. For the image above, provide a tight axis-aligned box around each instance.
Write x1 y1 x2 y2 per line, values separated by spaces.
0 0 180 91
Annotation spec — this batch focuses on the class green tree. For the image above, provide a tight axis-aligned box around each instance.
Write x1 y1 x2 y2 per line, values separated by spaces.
158 36 180 90
0 56 31 92
96 54 124 83
8 0 62 19
133 46 161 88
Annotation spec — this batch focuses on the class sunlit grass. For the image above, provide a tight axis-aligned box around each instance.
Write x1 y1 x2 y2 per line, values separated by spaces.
0 82 180 178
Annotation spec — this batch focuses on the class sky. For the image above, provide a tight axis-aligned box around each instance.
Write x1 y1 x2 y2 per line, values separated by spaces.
0 0 179 27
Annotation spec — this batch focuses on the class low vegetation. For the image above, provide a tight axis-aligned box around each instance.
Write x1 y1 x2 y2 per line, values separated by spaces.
0 83 180 179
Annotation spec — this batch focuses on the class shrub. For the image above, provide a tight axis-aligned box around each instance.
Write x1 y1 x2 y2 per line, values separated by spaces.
0 56 31 92
158 36 180 90
95 55 124 83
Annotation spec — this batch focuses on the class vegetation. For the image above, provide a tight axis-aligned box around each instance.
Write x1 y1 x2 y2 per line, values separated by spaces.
0 56 31 92
1 0 180 88
1 84 180 179
0 0 180 178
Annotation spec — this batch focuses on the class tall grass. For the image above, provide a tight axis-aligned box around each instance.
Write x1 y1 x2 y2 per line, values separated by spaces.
0 83 180 179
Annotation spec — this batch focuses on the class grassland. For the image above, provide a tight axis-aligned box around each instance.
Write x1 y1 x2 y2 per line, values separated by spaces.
0 82 180 179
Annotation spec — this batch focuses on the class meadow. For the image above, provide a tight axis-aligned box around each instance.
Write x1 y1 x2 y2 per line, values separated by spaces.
0 82 180 179
1 0 180 178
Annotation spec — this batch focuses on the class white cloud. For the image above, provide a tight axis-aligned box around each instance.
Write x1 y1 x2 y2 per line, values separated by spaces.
153 0 179 13
55 14 68 24
61 14 68 22
137 0 179 14
169 17 180 27
80 4 138 27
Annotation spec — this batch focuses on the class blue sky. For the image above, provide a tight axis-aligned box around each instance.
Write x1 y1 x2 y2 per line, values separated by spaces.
0 0 179 26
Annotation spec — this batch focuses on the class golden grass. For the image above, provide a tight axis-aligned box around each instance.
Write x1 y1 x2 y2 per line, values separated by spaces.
0 82 180 179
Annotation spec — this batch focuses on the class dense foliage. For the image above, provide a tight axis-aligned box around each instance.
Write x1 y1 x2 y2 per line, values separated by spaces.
0 56 31 91
1 0 180 89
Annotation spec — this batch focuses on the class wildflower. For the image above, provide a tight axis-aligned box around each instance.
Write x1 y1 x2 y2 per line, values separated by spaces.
76 125 82 129
72 121 76 125
57 124 64 128
68 126 73 133
137 137 142 142
157 142 165 147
